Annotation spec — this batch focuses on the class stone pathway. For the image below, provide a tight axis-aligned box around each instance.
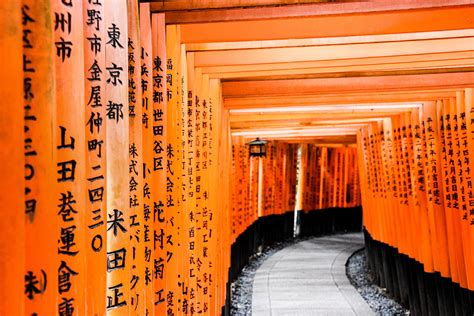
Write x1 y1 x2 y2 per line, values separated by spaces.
251 233 374 316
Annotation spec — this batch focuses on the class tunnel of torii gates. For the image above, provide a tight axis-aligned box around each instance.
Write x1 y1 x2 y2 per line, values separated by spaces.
1 0 474 315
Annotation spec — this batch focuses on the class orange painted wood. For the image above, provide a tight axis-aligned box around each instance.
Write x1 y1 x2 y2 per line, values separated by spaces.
182 37 193 316
140 3 156 314
199 73 214 313
180 6 474 43
213 82 232 312
222 73 474 98
319 147 326 209
224 89 462 109
193 67 206 313
445 97 469 289
204 50 474 77
151 0 337 11
421 101 451 278
165 24 180 315
193 38 474 68
410 108 434 273
163 1 473 23
404 111 420 261
202 74 215 314
128 1 146 314
104 1 130 314
454 92 474 290
438 99 463 285
52 0 87 314
356 129 369 230
151 12 168 313
21 1 57 314
463 88 474 290
0 1 25 314
186 52 199 314
83 0 107 313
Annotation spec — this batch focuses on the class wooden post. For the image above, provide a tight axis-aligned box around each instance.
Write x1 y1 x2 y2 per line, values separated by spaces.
462 88 474 290
421 101 450 278
437 99 461 285
128 1 145 314
443 97 468 289
193 67 205 313
151 12 168 314
52 1 87 314
202 74 213 314
104 1 130 314
22 1 57 314
186 51 199 313
0 1 25 314
179 43 191 315
165 24 180 315
139 4 156 314
452 92 474 291
83 0 107 313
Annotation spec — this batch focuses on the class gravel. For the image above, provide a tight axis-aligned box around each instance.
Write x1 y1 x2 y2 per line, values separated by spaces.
230 239 296 316
346 248 410 315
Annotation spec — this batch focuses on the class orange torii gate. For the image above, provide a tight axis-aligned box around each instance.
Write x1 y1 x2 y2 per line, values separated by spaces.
1 1 474 315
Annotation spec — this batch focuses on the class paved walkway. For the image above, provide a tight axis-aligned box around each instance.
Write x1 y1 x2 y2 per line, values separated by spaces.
251 233 374 316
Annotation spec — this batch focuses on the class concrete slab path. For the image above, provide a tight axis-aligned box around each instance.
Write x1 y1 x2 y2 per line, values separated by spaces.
251 233 374 316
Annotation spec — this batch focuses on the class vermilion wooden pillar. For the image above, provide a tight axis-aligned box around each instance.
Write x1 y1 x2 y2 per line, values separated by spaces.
411 109 434 272
165 24 180 315
186 51 198 314
22 1 57 314
104 1 130 314
421 101 450 279
128 0 145 314
52 0 87 314
318 147 326 209
210 78 223 311
413 106 435 273
445 97 469 290
140 3 156 314
193 67 205 313
201 74 213 313
179 43 191 315
151 12 168 314
0 1 24 315
437 99 461 285
463 88 474 291
83 0 107 313
456 92 474 291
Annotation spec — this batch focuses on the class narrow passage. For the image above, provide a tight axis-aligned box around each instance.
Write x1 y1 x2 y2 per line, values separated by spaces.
252 233 373 315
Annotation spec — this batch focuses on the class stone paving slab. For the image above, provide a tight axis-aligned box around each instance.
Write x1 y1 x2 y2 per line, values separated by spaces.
251 233 374 316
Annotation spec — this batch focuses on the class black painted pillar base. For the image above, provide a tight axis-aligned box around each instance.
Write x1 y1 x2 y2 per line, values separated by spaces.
364 229 474 316
298 207 363 237
222 211 295 315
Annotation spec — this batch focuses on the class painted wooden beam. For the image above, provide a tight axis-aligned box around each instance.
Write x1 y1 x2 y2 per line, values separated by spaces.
187 30 474 52
179 6 474 43
222 73 474 97
193 37 474 67
156 1 474 23
224 90 462 108
148 0 335 11
206 59 474 80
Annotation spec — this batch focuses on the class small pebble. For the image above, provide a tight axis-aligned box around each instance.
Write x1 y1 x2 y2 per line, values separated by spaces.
346 249 410 315
230 239 295 316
